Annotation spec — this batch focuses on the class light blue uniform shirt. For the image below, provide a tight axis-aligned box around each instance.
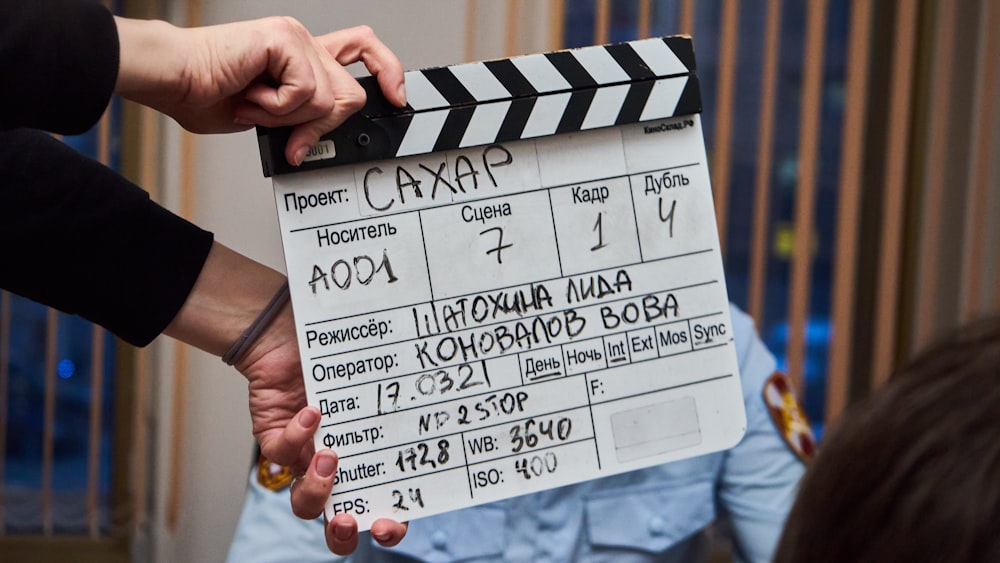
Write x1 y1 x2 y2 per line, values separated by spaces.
228 305 804 563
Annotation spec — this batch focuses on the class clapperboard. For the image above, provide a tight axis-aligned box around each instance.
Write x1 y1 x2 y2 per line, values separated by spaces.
258 36 745 530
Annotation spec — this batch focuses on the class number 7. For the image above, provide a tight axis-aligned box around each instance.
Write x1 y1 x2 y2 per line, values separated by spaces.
479 226 513 264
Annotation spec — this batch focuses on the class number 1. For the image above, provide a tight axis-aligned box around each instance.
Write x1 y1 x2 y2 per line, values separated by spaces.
592 212 607 251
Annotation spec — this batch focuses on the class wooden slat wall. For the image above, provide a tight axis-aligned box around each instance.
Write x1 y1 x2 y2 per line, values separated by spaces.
505 0 520 57
548 0 565 52
825 0 873 425
907 0 1000 356
0 291 9 534
129 105 159 538
165 0 201 530
121 1 165 547
41 308 57 535
710 0 740 256
679 0 694 36
594 0 610 45
785 0 828 396
961 0 1000 322
910 1 958 359
870 0 917 390
746 0 782 325
637 0 652 40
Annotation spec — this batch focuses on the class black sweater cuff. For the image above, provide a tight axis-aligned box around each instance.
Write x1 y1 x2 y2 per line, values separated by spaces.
0 129 213 346
0 0 120 134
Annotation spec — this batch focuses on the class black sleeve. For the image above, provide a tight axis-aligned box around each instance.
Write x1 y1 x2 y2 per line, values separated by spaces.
0 0 120 134
0 129 214 346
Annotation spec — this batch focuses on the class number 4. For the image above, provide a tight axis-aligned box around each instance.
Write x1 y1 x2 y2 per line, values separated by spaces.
659 198 677 238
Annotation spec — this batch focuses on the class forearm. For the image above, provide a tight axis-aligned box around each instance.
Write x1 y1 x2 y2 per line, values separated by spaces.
163 241 287 358
113 16 188 111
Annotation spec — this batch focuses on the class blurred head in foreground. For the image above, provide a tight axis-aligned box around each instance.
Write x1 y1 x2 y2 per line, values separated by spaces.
774 317 1000 563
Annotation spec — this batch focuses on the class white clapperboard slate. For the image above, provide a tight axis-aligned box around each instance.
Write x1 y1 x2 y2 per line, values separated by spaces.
257 35 746 530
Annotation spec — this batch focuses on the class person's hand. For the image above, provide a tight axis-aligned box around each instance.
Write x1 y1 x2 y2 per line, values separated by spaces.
235 307 408 554
325 514 409 555
162 242 407 554
114 17 406 166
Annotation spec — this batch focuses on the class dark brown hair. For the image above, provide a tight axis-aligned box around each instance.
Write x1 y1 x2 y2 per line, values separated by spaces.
774 317 1000 563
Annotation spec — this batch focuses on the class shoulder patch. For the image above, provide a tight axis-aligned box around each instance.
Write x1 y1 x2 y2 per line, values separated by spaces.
256 452 294 492
762 371 816 462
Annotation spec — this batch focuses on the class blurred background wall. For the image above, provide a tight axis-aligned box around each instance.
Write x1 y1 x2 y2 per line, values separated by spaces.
0 1 996 561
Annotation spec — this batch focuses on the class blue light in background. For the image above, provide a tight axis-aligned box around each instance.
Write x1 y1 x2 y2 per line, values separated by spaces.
57 358 76 379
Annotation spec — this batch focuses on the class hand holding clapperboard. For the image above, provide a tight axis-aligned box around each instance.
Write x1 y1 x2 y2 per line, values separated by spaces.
256 35 744 530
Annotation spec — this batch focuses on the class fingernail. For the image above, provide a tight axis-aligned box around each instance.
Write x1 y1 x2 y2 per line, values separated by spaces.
372 531 390 543
335 521 354 541
299 408 319 428
317 452 336 477
397 84 407 106
293 146 309 166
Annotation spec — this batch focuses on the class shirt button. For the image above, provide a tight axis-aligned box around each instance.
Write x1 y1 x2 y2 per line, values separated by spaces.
431 530 448 550
648 516 667 536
